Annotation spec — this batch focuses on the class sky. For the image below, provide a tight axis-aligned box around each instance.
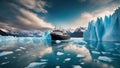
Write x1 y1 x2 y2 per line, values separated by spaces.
0 0 120 32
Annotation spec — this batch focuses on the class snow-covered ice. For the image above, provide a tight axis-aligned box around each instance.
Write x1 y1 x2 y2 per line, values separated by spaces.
91 51 100 54
55 40 61 43
0 61 10 65
98 56 112 62
73 65 82 68
25 62 47 68
84 7 120 41
20 47 26 50
40 59 48 62
64 58 71 61
15 49 22 52
76 54 85 58
57 52 64 56
0 51 13 57
115 43 120 45
56 66 60 68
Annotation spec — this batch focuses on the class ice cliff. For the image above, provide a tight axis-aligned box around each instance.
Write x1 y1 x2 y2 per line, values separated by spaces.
84 7 120 41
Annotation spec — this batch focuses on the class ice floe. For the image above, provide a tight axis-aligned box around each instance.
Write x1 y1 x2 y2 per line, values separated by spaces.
57 52 64 56
1 61 9 65
101 52 111 54
98 56 112 62
115 43 120 45
4 57 8 59
20 47 26 50
64 58 71 61
55 40 61 43
73 65 82 68
0 51 13 57
91 51 100 54
40 59 48 62
15 49 22 52
12 56 16 59
56 58 59 60
56 66 60 68
76 54 85 58
25 62 47 68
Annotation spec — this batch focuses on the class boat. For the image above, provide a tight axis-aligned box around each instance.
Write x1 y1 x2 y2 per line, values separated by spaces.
50 30 70 40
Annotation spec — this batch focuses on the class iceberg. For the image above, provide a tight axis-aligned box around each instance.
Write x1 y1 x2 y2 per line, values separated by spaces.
84 7 120 41
43 31 51 40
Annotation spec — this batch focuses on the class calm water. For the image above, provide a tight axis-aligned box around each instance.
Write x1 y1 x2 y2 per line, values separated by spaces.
0 37 120 68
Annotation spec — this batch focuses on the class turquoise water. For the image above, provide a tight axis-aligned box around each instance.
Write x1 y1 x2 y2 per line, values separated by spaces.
0 37 120 68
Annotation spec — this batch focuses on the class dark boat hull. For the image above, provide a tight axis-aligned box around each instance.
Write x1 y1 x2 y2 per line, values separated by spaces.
50 33 70 40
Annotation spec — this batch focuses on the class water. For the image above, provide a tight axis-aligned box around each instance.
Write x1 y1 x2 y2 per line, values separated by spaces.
0 37 120 68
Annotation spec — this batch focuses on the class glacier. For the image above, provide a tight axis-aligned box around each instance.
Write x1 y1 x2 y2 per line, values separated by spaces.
84 7 120 41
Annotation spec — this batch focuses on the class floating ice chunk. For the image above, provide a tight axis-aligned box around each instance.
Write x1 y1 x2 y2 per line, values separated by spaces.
0 51 13 57
1 61 9 65
76 54 85 58
67 54 70 56
4 57 8 59
56 66 60 68
25 62 47 68
112 54 120 56
56 58 59 60
98 56 112 62
64 58 71 61
15 49 22 52
80 62 84 65
56 40 61 43
115 43 120 45
13 56 16 59
73 65 82 68
40 59 48 62
101 52 111 54
20 47 26 50
92 51 100 54
57 52 64 56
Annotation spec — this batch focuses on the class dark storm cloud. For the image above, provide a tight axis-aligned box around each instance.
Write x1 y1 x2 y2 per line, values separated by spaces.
0 0 54 32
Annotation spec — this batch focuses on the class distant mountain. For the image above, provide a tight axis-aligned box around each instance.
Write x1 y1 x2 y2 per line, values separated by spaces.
0 29 42 37
67 27 86 37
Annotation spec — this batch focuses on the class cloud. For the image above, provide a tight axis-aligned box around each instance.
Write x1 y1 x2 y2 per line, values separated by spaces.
79 0 86 3
89 0 113 5
70 1 120 28
0 0 54 32
18 0 48 13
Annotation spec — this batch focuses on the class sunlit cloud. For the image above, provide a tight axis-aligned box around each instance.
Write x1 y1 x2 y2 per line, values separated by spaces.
70 3 120 28
0 0 54 32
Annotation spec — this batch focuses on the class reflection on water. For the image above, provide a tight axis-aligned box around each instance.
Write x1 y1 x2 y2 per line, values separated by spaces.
0 37 120 68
